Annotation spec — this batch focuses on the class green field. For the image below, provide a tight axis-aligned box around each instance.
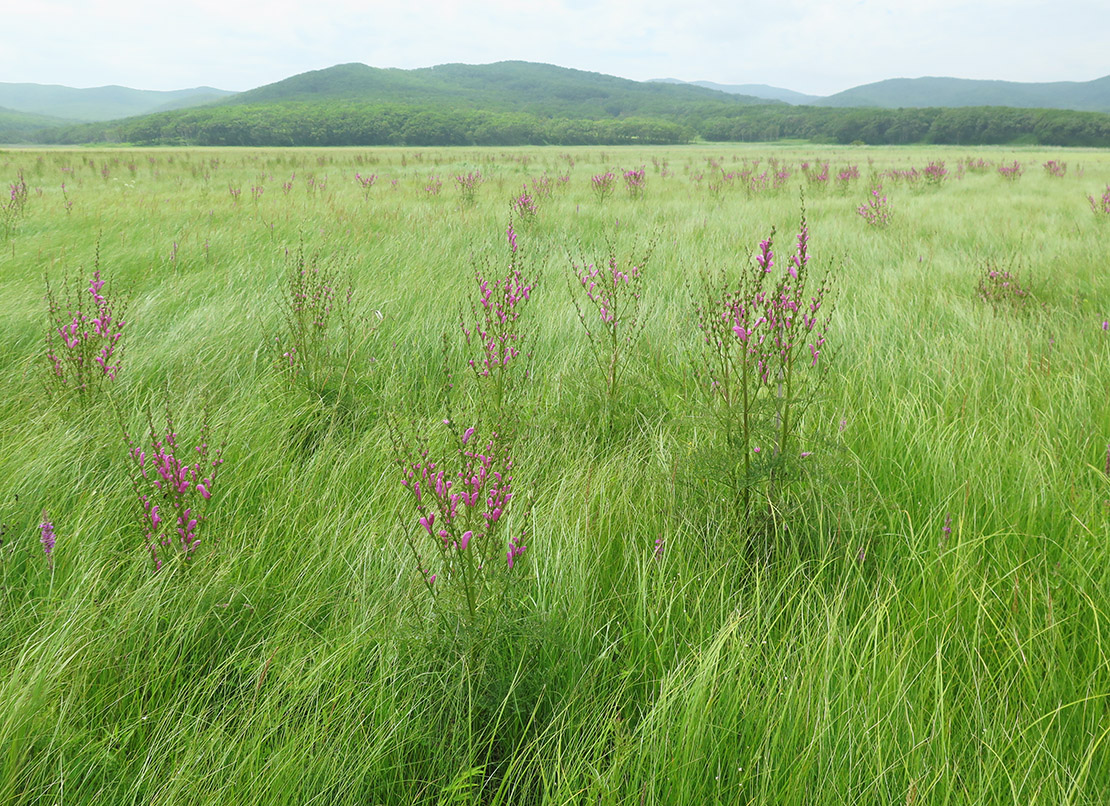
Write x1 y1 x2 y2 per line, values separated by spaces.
2 144 1109 804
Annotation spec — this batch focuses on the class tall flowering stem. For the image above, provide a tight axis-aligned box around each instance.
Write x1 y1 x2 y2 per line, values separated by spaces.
125 403 224 572
461 222 535 412
570 241 652 401
390 419 529 619
693 208 831 523
39 512 55 570
857 184 892 227
1088 185 1110 217
2 170 29 238
44 248 128 408
454 171 484 205
276 243 355 392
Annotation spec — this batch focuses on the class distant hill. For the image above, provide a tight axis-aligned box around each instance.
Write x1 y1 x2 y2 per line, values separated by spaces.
18 62 1110 149
814 76 1110 113
223 61 772 117
0 105 69 143
0 82 236 122
651 78 817 105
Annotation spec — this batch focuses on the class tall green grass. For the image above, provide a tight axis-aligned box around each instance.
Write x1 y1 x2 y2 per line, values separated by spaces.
1 144 1108 803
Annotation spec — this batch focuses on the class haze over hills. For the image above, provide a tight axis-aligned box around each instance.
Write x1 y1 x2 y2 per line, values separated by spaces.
0 82 235 122
658 75 1110 113
815 75 1110 113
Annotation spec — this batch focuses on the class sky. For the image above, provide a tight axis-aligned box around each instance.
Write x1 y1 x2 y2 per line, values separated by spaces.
3 0 1108 96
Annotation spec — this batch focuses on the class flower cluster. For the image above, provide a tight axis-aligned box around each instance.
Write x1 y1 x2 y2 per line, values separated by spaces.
998 161 1024 181
923 160 948 185
44 262 127 406
624 167 646 199
570 244 649 399
976 263 1030 312
396 422 528 615
693 211 832 522
857 185 892 227
454 171 484 205
803 162 830 186
1088 185 1110 216
1043 160 1067 177
127 407 223 572
591 172 615 202
355 172 377 198
510 185 538 223
461 223 535 409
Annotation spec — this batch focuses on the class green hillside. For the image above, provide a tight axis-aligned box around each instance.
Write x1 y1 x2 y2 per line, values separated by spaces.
817 75 1110 113
0 106 70 143
0 82 235 122
224 61 771 117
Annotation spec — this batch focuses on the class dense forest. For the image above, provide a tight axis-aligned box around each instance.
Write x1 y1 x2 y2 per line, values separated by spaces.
33 101 1110 148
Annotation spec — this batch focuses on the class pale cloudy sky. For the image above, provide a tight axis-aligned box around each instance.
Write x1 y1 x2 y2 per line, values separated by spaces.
4 0 1107 96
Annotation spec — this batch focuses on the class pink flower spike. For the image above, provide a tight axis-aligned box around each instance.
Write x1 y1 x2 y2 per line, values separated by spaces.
459 530 472 550
419 514 435 534
462 427 475 444
197 484 210 500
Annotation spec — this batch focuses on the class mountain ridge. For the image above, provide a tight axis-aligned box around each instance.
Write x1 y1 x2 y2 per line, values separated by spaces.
0 82 236 122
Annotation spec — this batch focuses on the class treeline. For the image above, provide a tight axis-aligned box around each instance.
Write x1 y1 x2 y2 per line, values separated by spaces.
699 105 1110 147
31 100 1110 148
38 103 696 147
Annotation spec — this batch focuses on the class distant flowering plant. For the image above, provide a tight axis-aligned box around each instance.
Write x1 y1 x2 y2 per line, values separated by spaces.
454 170 484 205
125 402 224 572
390 418 530 618
591 171 615 203
923 160 948 186
998 161 1024 181
44 248 128 408
2 169 29 237
275 243 357 392
976 262 1031 313
569 239 653 400
510 185 538 223
461 221 536 411
1043 160 1067 177
624 167 646 199
1088 185 1110 216
354 172 377 198
835 165 860 191
857 185 892 227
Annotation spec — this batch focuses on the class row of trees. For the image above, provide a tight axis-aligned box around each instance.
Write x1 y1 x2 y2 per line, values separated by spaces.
32 101 1110 148
698 105 1110 146
40 104 695 147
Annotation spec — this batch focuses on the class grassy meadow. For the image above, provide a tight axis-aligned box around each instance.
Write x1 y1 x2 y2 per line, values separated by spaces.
1 144 1109 804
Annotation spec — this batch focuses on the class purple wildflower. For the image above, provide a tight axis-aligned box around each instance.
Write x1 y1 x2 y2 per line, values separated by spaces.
40 512 55 563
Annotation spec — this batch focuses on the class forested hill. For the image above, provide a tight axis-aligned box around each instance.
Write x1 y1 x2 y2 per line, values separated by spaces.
223 61 772 117
816 75 1110 113
17 61 1110 148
